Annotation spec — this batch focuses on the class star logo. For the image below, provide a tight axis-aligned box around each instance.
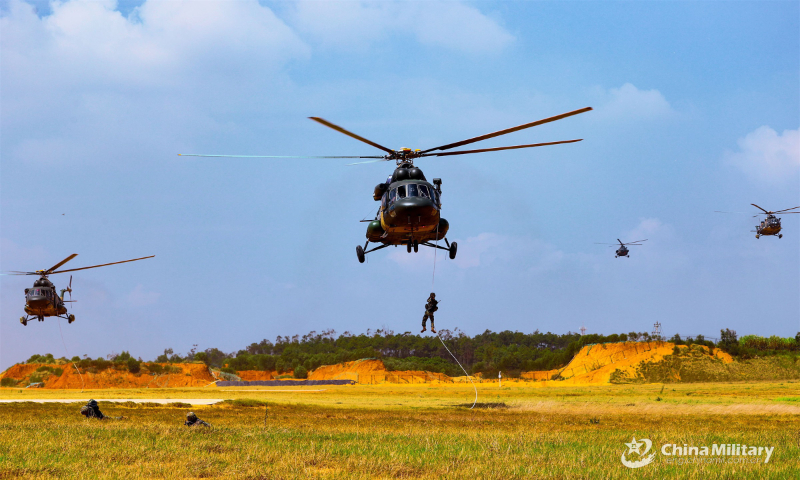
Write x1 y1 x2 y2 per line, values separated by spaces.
621 437 655 468
625 438 644 455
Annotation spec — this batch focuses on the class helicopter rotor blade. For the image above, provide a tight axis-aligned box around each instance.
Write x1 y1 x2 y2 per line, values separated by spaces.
67 275 73 300
714 211 749 214
309 117 396 155
750 204 769 214
419 107 592 154
626 239 648 244
420 139 583 157
179 154 384 159
346 158 392 166
771 206 800 213
46 254 78 275
50 255 155 274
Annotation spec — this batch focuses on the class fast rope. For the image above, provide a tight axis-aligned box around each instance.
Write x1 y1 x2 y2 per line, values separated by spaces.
437 332 477 409
57 317 84 392
429 222 477 409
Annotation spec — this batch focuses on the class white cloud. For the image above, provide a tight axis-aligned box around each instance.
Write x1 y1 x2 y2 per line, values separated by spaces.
1 0 308 89
592 83 674 121
287 1 513 53
725 126 800 183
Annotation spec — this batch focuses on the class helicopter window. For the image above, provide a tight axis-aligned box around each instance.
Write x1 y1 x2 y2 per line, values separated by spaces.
397 185 407 199
418 185 430 199
389 188 397 203
406 184 418 197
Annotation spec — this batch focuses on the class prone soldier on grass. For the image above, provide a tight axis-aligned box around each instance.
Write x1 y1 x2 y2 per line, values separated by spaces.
184 411 211 427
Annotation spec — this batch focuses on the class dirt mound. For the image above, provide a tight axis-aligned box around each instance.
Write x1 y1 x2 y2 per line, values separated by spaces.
310 359 386 381
522 342 734 385
1 363 215 389
237 370 274 381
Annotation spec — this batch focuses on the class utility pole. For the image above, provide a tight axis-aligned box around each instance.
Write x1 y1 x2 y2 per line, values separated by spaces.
580 325 586 336
652 322 662 341
498 371 502 388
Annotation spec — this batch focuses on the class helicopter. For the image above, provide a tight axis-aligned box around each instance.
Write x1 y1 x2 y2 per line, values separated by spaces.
751 204 799 239
180 107 592 263
595 239 647 258
715 204 800 239
4 254 155 326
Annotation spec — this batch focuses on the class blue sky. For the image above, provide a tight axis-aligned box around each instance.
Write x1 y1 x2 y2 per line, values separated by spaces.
1 0 798 369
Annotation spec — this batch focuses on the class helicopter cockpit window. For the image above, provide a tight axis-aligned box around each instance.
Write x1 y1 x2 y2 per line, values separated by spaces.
406 184 418 197
389 188 397 204
397 185 407 199
418 185 430 199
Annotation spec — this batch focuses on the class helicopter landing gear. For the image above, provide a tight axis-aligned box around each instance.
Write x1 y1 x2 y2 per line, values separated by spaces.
449 241 458 260
413 241 419 253
20 317 27 326
755 234 760 239
407 243 412 253
356 245 366 263
778 234 783 239
68 314 75 324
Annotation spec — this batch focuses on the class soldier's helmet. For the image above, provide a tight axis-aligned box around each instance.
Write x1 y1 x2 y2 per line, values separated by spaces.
80 406 90 416
186 412 197 421
429 292 436 298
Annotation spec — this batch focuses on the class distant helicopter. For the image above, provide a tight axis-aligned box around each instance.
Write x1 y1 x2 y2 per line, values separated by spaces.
180 107 592 263
715 204 800 239
4 254 154 326
595 239 647 258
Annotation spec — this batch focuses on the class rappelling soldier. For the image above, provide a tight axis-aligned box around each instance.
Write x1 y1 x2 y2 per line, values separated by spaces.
421 292 438 334
184 411 211 427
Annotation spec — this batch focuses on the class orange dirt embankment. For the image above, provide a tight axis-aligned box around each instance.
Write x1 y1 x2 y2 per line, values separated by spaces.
1 363 215 389
309 359 450 384
236 370 274 381
522 342 733 386
310 359 386 380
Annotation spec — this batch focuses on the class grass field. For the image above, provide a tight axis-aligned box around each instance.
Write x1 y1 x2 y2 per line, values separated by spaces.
1 382 799 479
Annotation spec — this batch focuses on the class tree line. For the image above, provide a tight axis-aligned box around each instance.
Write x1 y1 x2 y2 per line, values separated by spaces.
21 329 800 378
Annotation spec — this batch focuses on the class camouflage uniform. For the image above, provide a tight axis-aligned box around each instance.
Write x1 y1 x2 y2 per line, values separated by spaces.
421 293 438 332
80 399 105 419
184 412 210 427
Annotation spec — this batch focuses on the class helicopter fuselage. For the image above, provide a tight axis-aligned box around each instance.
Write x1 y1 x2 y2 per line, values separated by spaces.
755 215 782 238
23 278 67 319
615 246 629 257
367 165 449 246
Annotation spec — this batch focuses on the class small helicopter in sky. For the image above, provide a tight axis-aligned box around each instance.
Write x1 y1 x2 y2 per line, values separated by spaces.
180 107 592 263
595 239 647 258
4 254 154 326
715 204 800 239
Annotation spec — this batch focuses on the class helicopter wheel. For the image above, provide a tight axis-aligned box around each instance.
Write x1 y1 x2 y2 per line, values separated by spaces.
356 245 366 264
449 241 458 260
407 243 412 253
20 317 27 327
755 234 760 239
779 234 783 239
413 241 419 253
68 314 75 324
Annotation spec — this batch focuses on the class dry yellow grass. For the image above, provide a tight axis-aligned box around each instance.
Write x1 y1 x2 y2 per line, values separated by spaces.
1 381 798 478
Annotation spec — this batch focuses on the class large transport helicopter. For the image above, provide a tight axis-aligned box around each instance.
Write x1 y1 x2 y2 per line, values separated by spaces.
181 107 592 263
715 204 800 239
594 239 647 258
4 254 154 326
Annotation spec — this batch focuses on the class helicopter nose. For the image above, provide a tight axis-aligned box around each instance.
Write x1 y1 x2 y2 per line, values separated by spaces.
391 197 438 225
27 296 47 308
